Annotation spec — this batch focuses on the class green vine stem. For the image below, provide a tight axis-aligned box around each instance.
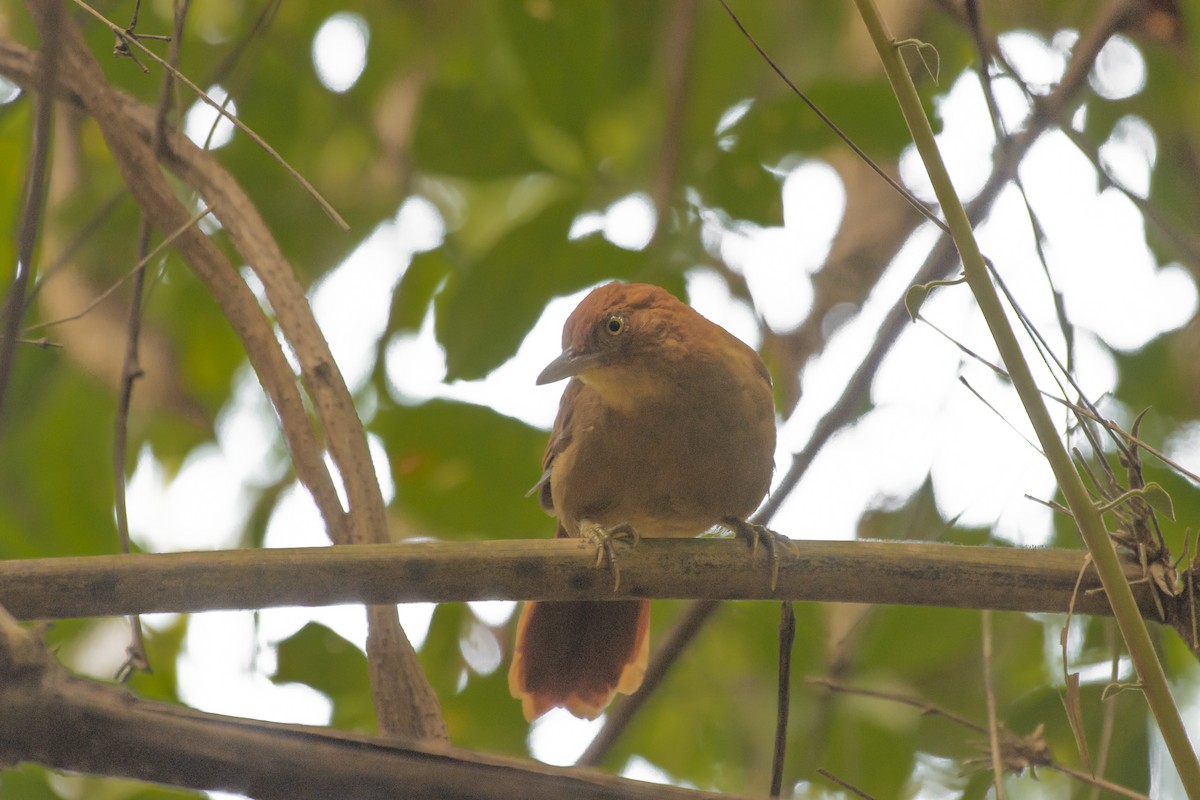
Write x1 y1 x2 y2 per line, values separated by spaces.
851 0 1200 793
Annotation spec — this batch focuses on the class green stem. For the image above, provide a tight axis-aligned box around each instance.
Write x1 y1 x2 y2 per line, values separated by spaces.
852 0 1200 792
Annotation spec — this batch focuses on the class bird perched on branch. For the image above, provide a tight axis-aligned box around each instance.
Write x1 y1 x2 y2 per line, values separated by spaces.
508 282 781 722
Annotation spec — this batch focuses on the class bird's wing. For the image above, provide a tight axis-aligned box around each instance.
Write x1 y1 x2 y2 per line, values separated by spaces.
528 377 584 514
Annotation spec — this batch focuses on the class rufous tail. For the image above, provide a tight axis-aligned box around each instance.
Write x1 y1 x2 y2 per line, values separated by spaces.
508 598 650 722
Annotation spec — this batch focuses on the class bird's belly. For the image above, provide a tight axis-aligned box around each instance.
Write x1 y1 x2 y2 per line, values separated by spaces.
552 398 774 538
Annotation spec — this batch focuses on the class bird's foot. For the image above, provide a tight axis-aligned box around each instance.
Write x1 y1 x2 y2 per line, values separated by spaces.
579 520 639 592
725 517 795 591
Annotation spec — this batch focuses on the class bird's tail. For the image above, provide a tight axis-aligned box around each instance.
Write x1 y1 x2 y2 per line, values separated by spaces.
508 597 650 722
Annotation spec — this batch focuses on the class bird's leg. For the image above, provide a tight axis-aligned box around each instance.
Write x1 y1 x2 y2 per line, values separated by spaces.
579 519 639 592
724 517 796 591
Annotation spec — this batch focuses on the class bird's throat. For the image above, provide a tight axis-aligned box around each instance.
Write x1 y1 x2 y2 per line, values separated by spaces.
577 366 670 414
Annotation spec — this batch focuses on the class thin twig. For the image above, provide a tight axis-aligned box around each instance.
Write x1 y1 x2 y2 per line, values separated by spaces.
962 0 1003 141
811 677 986 732
112 212 153 683
958 376 1044 456
770 602 795 799
0 0 60 431
1090 621 1120 800
717 0 943 232
811 678 1151 799
962 0 1078 397
1059 124 1200 270
1050 763 1151 800
24 205 212 334
919 318 1200 487
204 0 282 88
71 0 349 231
24 190 126 310
111 0 170 72
856 0 1200 785
962 13 1083 423
982 610 1007 799
985 261 1134 467
113 0 192 683
816 768 879 799
579 1 1141 760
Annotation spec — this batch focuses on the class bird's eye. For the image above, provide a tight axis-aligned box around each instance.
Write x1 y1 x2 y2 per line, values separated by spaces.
605 315 625 336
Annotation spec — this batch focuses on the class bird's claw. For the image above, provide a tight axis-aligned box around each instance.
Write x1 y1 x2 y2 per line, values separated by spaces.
725 518 795 591
580 521 639 591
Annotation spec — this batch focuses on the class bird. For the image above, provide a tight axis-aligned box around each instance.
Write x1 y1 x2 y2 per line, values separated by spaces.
508 281 780 722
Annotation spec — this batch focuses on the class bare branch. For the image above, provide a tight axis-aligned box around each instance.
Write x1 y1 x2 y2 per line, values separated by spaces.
11 12 443 740
23 205 212 334
0 538 1182 630
0 604 746 800
810 678 1151 800
71 0 349 230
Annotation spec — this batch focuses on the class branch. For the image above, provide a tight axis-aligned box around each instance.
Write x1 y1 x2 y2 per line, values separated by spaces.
853 0 1200 788
649 0 697 244
2 14 340 571
0 1 59 429
810 678 1151 800
0 538 1188 632
0 604 746 800
596 0 1128 762
70 0 349 230
759 0 1130 523
12 11 443 740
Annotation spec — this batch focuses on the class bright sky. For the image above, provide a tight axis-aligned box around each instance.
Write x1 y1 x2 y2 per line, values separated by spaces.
47 13 1200 798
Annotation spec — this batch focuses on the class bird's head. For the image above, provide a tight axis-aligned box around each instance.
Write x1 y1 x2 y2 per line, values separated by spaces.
536 282 684 388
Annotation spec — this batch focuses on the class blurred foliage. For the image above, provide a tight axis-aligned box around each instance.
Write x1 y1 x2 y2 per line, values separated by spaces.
374 397 548 538
0 0 1198 798
271 621 376 731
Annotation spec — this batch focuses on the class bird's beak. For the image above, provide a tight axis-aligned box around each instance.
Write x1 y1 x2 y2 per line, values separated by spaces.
537 348 604 385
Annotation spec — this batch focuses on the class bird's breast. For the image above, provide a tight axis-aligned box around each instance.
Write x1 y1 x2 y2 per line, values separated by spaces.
550 361 775 538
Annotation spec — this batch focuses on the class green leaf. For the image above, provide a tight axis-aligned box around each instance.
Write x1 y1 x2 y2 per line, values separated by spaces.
1140 481 1175 521
904 282 931 322
414 85 545 179
390 248 452 334
442 659 530 756
373 399 550 539
904 277 966 321
0 359 120 559
428 603 528 754
272 622 376 731
432 195 654 381
0 764 63 800
419 604 469 699
497 1 661 144
896 38 941 85
433 196 581 381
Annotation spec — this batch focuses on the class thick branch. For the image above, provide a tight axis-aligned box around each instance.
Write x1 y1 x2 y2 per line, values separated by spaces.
0 539 1188 638
9 14 442 740
1 25 343 542
0 604 744 800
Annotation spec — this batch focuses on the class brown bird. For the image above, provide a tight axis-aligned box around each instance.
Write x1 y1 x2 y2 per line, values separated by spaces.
508 282 779 722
